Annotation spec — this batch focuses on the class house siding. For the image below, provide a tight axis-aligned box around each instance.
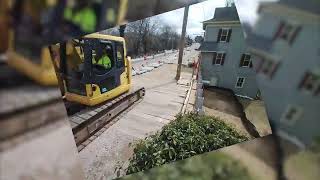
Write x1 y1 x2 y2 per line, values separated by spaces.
201 24 259 98
251 9 320 145
254 12 280 39
205 26 219 41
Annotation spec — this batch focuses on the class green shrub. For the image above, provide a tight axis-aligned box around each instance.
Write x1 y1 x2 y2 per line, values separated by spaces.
121 152 252 180
126 113 248 174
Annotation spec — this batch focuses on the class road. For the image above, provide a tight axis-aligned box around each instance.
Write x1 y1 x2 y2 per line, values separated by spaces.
131 43 200 70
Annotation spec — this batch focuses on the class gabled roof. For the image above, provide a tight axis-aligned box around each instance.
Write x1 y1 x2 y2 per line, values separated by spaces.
197 42 218 52
202 6 240 29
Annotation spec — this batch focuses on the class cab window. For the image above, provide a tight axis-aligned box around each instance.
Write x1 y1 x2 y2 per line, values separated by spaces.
116 43 124 68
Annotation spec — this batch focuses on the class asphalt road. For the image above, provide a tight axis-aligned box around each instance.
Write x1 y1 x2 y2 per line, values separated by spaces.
131 43 200 70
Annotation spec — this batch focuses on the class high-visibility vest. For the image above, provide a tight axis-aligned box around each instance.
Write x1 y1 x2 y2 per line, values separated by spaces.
93 55 111 69
63 7 96 33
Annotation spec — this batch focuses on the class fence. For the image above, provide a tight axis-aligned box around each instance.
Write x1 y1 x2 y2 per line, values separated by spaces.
194 58 204 115
131 50 177 62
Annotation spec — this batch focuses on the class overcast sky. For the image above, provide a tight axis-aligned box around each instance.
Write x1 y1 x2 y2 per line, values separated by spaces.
235 0 278 25
149 0 279 38
152 0 227 37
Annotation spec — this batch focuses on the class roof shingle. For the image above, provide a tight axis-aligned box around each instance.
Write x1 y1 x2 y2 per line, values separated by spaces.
203 6 240 23
202 6 240 29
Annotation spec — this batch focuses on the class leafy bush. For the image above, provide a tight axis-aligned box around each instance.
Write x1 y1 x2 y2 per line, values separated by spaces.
121 152 252 180
126 113 248 174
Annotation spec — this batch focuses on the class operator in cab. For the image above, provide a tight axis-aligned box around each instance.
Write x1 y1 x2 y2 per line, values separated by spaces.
93 48 112 69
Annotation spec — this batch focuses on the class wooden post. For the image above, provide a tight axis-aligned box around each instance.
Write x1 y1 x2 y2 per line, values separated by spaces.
119 24 126 37
175 5 189 81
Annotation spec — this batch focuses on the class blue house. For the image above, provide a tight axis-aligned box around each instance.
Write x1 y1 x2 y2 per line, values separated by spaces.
246 0 320 147
199 6 259 98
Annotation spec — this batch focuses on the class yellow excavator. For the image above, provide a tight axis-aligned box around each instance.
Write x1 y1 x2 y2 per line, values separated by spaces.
1 0 129 86
5 46 58 86
50 33 145 145
0 0 55 86
51 33 133 106
1 0 143 144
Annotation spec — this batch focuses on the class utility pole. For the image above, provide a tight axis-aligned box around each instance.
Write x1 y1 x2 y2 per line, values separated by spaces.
119 24 126 37
175 5 189 81
171 38 174 50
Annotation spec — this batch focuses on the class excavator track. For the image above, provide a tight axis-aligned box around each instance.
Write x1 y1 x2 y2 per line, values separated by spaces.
1 58 145 150
0 57 64 147
68 87 145 146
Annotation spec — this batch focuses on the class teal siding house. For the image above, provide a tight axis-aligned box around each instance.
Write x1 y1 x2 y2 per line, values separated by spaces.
247 0 320 147
199 6 259 99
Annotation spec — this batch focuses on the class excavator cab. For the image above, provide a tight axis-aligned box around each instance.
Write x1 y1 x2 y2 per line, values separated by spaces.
53 33 132 106
2 0 57 86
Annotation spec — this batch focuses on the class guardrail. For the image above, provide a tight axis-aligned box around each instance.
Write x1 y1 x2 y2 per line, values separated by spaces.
131 50 177 62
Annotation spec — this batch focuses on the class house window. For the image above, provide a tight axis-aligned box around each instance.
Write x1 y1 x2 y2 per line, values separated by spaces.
299 71 320 95
281 105 303 125
239 54 252 67
212 52 226 65
217 28 232 42
274 21 301 45
256 57 279 79
235 77 245 88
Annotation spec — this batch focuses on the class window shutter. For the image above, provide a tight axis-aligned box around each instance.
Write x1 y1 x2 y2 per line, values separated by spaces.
248 55 252 68
273 21 285 41
226 29 232 42
239 54 245 67
289 26 301 45
221 53 226 65
298 72 309 89
217 29 222 42
212 52 217 65
269 62 280 78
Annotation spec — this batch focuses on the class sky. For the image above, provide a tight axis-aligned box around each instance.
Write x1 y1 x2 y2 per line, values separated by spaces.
153 0 227 37
235 0 278 25
107 0 278 38
149 0 278 38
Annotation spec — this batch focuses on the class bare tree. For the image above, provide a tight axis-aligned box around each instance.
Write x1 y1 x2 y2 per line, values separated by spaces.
157 24 180 51
126 19 146 56
108 17 180 58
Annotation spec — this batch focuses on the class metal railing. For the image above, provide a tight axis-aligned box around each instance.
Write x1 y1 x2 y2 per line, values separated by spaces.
194 61 204 115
